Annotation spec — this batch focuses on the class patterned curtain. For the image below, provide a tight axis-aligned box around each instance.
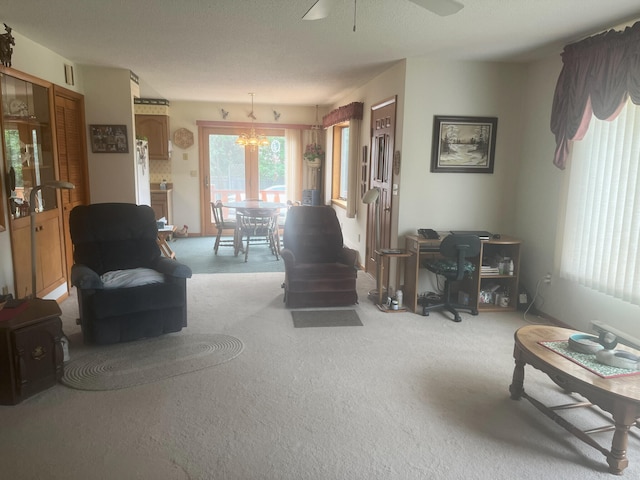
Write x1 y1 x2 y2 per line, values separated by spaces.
550 21 640 169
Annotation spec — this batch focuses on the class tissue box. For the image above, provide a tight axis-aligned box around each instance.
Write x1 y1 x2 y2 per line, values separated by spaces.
156 221 165 229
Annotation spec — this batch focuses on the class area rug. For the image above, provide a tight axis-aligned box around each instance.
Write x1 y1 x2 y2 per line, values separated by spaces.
62 333 244 391
292 310 362 328
168 236 284 274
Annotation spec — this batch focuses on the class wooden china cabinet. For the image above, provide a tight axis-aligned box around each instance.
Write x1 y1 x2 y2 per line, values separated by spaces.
1 68 68 298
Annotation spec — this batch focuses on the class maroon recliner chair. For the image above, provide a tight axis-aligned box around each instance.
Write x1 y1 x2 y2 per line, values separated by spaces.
281 206 358 308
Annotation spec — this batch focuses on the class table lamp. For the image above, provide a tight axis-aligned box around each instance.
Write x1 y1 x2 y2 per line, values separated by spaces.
30 181 75 298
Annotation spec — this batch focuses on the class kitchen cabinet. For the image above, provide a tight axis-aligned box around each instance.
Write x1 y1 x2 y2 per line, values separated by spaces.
135 114 170 160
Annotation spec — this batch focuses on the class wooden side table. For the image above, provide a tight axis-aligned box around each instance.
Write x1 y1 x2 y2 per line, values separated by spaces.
157 224 177 259
375 249 412 312
0 299 64 405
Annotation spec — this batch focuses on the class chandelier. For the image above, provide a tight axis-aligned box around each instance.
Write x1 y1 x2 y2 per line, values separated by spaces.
236 93 269 148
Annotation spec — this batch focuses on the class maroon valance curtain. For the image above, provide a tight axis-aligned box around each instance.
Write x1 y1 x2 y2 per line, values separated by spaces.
323 102 364 128
550 21 640 169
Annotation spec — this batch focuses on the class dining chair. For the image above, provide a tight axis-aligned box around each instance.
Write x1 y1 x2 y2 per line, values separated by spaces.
211 201 238 254
235 208 280 262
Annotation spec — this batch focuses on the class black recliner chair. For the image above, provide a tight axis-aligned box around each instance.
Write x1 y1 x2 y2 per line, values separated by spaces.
422 234 480 322
69 203 192 345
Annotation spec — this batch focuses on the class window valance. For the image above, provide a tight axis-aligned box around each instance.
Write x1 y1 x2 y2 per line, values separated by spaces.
323 102 364 128
550 21 640 169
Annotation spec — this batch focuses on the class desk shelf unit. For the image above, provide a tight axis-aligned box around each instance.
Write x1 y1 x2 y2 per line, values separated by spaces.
404 234 521 314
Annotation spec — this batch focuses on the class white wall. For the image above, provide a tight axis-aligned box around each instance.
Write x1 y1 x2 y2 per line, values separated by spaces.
7 31 84 95
82 66 137 204
401 59 525 237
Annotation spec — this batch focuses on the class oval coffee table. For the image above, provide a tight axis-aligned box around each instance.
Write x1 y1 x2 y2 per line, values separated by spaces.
509 324 640 475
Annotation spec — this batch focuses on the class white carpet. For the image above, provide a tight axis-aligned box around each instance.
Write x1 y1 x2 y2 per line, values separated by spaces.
0 271 638 480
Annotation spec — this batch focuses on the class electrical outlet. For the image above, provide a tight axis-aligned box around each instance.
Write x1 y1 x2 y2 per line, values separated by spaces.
544 273 552 284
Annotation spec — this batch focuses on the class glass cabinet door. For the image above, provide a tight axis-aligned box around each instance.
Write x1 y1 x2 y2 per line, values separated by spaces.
2 72 57 220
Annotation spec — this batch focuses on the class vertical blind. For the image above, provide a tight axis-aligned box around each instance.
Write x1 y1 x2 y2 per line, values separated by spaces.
560 98 640 304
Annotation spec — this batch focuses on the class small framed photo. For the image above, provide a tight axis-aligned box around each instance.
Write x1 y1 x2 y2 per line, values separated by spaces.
431 116 497 173
90 124 129 153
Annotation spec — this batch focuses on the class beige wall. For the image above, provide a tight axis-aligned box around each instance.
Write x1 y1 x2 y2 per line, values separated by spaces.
168 101 325 233
82 66 138 204
515 56 640 339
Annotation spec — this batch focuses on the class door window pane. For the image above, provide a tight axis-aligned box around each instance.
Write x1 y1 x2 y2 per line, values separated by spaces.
209 133 246 204
259 136 286 203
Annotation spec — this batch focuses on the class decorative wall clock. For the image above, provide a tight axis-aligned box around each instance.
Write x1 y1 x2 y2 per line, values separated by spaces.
173 127 194 149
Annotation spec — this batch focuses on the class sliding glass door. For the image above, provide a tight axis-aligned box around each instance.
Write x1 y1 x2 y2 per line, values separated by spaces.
200 126 286 235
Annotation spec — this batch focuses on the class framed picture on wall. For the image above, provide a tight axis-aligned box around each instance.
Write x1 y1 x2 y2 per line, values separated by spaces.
90 124 129 153
430 116 497 173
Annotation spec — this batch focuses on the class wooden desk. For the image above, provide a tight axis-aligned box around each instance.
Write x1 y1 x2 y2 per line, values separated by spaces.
510 325 640 474
404 234 521 314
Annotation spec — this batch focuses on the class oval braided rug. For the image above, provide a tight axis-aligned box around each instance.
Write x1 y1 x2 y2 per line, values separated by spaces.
62 334 244 391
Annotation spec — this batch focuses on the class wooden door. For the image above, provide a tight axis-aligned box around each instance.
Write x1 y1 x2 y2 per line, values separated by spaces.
199 126 285 236
54 86 90 287
366 97 397 276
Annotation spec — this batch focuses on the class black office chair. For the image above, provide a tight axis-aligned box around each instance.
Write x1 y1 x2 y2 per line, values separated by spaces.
422 234 480 322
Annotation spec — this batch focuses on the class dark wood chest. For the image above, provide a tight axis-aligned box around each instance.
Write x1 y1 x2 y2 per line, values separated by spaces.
0 299 64 405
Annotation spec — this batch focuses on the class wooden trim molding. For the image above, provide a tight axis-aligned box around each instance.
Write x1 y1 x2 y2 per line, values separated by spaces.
323 102 364 128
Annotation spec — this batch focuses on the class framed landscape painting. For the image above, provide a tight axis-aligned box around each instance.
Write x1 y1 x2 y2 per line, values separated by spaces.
430 116 497 173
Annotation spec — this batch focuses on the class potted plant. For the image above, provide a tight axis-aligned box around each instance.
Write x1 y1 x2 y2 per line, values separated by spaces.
304 143 324 168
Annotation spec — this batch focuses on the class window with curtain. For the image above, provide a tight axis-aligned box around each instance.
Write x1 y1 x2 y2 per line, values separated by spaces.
324 102 363 217
560 97 640 305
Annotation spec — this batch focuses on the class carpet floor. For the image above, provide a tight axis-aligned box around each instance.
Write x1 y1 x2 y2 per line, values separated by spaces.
169 235 284 274
1 272 639 480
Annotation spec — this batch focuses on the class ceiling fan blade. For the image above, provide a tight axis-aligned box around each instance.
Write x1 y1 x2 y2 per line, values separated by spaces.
409 0 464 17
302 0 335 21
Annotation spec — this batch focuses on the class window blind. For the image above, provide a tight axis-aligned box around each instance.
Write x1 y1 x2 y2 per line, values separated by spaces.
560 98 640 305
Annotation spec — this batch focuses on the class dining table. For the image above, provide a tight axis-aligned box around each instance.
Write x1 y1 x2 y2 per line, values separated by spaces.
223 200 287 215
222 200 287 260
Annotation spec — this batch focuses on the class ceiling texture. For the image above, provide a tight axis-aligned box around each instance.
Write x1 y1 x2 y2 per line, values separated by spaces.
2 1 640 106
